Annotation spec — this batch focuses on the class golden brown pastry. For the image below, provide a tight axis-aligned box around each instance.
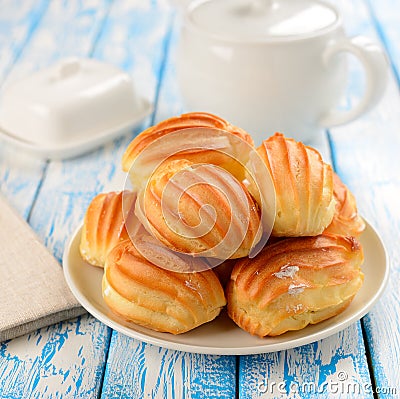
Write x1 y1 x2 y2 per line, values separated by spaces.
255 133 336 236
122 112 255 189
135 158 262 259
80 191 140 267
122 112 254 170
103 238 226 334
227 234 364 337
324 173 365 237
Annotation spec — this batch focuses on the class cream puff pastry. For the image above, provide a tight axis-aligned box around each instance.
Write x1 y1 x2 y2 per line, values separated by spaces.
256 133 336 236
103 238 226 334
324 173 365 237
227 234 364 336
135 158 262 259
122 112 255 189
80 191 139 267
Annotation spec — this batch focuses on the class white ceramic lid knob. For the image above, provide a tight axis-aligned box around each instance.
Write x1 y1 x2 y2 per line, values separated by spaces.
58 58 81 79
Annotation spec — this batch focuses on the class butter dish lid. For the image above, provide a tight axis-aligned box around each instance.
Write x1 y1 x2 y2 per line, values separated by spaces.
0 58 152 159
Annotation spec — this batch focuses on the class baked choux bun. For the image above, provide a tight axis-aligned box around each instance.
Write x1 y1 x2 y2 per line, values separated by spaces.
103 239 226 334
122 112 254 170
324 173 365 237
122 113 255 190
256 133 335 236
135 158 262 259
80 191 140 267
227 234 364 337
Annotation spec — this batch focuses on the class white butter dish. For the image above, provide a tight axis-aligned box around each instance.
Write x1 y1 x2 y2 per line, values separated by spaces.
0 58 152 159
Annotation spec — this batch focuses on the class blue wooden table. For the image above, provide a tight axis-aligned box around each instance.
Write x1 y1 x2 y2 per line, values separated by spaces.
0 1 399 398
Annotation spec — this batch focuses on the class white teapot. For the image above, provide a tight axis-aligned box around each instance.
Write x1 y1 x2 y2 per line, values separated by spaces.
176 0 388 143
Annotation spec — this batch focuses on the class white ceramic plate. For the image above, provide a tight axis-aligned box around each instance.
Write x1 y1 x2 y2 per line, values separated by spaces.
63 221 388 355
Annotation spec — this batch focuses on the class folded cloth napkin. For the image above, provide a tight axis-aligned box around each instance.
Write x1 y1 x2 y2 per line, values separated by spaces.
0 194 85 342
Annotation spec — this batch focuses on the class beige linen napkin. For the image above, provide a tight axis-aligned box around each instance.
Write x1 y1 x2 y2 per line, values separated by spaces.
0 194 85 341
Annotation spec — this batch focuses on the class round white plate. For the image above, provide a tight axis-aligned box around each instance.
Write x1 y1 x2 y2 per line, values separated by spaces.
63 221 388 355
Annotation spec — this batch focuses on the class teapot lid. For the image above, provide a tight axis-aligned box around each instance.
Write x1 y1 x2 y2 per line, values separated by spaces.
187 0 338 41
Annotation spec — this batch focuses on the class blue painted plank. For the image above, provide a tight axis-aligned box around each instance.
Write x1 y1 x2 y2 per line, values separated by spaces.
2 0 113 86
366 0 400 86
239 324 372 399
0 0 49 85
0 314 111 399
100 335 236 399
152 12 183 124
0 0 49 218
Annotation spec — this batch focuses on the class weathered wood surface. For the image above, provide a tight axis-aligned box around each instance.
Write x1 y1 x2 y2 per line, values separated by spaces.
0 0 399 398
0 0 49 219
